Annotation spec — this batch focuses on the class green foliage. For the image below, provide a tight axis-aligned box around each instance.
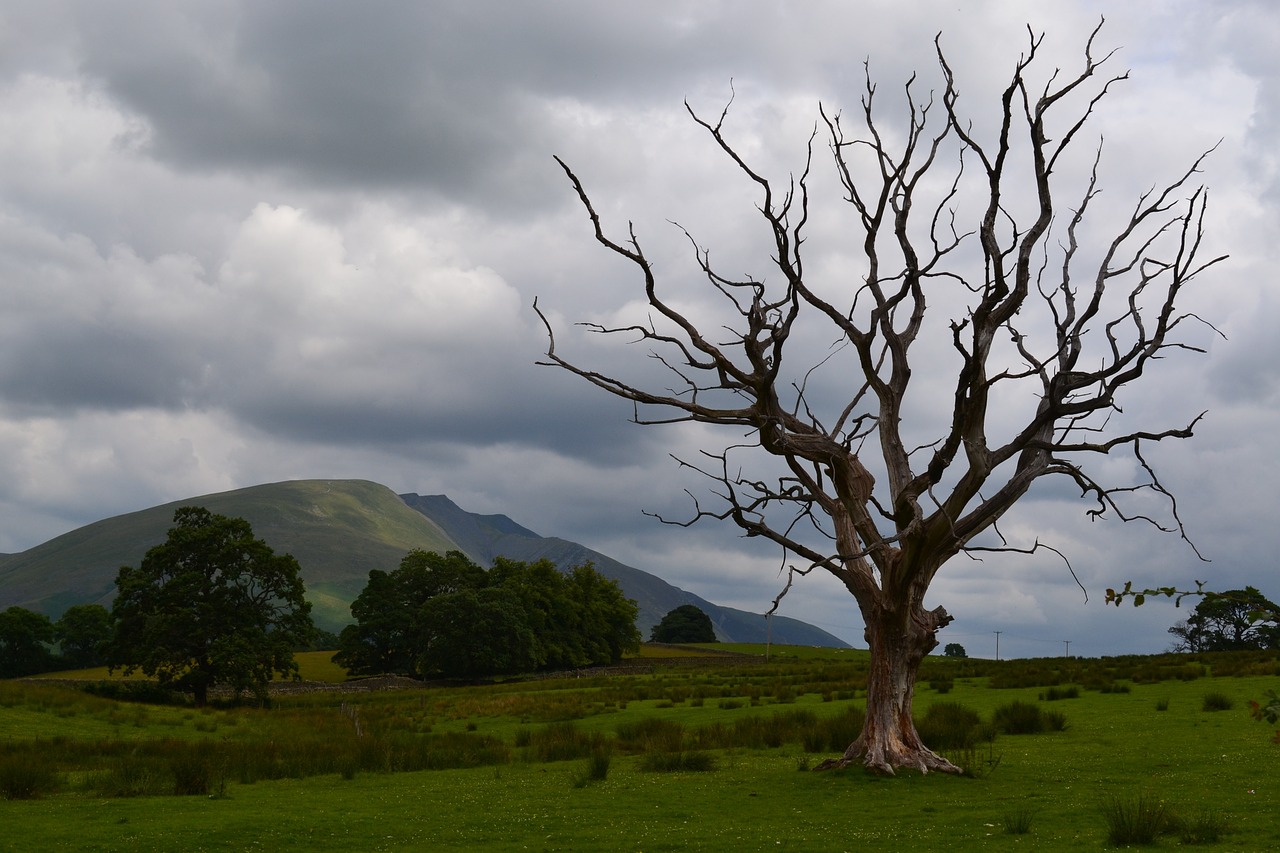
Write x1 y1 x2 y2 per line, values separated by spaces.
106 506 315 706
0 606 56 678
338 551 640 679
1168 586 1280 652
942 642 967 658
993 700 1066 734
335 550 486 676
650 604 716 643
916 701 983 749
420 587 540 678
54 604 113 668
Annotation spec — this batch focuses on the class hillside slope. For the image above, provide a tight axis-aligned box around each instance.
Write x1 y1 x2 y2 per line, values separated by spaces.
0 480 458 630
400 493 846 647
1 480 848 646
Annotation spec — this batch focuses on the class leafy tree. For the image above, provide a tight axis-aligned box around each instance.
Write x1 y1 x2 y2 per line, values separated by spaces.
650 605 716 643
539 24 1221 773
334 549 486 676
417 587 539 678
942 643 967 659
54 603 113 668
1167 587 1280 652
0 606 55 678
565 562 643 664
107 506 314 706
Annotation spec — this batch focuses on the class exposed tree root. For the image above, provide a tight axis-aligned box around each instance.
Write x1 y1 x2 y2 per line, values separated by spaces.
813 744 963 776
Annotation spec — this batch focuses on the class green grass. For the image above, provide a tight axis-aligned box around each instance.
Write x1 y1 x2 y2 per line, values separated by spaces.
2 649 1278 850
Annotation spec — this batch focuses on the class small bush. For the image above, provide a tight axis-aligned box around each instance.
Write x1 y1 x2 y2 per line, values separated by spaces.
917 701 982 749
1101 792 1171 846
993 701 1047 735
1040 686 1079 701
1202 692 1234 712
1154 697 1170 712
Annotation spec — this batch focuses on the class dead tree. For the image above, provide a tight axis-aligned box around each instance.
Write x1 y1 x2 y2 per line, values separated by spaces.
537 23 1223 774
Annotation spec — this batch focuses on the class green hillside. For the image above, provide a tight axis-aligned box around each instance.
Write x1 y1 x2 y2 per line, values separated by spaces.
0 480 459 631
0 479 849 646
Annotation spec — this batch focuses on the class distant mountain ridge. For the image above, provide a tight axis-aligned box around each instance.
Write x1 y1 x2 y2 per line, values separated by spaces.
0 479 848 647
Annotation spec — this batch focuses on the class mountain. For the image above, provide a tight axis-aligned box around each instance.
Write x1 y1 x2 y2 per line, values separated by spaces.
0 479 848 646
399 493 845 646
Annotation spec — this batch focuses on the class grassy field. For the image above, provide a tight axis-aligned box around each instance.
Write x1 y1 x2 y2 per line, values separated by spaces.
2 647 1278 851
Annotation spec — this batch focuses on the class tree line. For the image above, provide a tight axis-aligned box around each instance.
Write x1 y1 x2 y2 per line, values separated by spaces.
334 549 640 679
1 507 642 697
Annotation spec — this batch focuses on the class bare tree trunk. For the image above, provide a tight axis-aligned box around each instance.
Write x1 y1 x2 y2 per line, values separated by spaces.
818 599 959 775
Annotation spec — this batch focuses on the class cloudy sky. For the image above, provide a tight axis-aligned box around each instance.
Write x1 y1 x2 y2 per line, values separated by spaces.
2 0 1277 657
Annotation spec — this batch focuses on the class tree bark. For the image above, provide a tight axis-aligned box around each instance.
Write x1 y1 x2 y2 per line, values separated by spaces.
817 599 959 775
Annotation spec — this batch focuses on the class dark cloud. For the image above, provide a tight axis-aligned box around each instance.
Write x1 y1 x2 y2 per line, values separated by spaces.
0 0 1275 654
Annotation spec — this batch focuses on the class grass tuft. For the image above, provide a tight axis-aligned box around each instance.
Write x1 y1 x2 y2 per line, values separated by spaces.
1100 792 1170 846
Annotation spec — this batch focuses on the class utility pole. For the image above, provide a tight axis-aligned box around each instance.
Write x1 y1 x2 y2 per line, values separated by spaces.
993 631 1002 661
1063 640 1071 658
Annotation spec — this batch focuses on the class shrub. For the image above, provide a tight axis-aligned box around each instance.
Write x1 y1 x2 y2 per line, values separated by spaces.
1040 686 1079 701
917 701 982 750
1202 692 1234 712
1041 709 1069 732
1101 792 1171 846
1154 697 1170 712
993 701 1047 735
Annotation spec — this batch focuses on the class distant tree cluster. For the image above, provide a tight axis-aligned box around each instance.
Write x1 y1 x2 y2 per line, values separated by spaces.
649 604 716 644
1168 587 1280 653
0 603 114 678
942 643 968 659
335 550 641 679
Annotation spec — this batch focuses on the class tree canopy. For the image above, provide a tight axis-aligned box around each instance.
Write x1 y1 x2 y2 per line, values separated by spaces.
55 604 113 669
650 605 717 643
0 606 55 678
1168 587 1280 652
337 550 640 679
107 506 314 706
540 23 1220 774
